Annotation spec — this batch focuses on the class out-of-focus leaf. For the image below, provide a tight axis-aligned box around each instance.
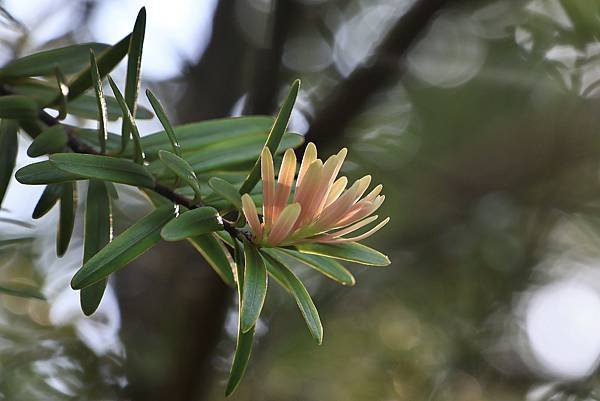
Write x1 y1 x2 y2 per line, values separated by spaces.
80 180 112 316
27 125 67 157
295 242 391 266
240 239 267 333
0 119 17 207
90 51 108 153
226 237 254 396
239 80 300 194
0 95 37 119
265 248 355 286
122 8 146 150
107 76 144 162
208 177 242 210
262 252 323 344
158 150 201 201
146 89 180 155
68 34 131 100
75 127 121 153
160 207 223 241
32 183 62 219
57 182 76 257
0 43 108 79
15 160 81 185
53 68 68 120
187 234 235 287
0 283 45 300
50 153 155 188
71 205 176 289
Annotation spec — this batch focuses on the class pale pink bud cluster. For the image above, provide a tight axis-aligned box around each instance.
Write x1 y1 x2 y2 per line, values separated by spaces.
241 143 389 247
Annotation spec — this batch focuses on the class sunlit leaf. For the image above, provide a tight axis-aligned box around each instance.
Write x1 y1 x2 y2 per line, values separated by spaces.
71 205 176 289
27 125 67 157
0 119 18 207
295 242 390 266
57 182 76 257
160 207 223 241
53 67 68 120
240 239 267 333
239 79 300 194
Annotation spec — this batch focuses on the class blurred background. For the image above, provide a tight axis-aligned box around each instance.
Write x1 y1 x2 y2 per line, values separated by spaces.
1 0 600 400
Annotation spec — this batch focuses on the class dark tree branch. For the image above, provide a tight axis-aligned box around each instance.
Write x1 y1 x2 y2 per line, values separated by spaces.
304 0 451 148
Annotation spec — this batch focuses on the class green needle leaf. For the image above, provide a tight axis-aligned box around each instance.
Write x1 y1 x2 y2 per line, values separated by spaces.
80 180 112 316
295 242 391 266
57 182 76 257
53 67 68 120
160 207 223 241
145 89 181 155
262 252 323 344
208 177 242 210
15 160 82 185
49 153 155 188
107 75 144 163
71 205 176 289
187 234 235 287
27 125 67 157
90 50 108 153
0 95 38 119
158 150 201 201
239 79 300 195
240 239 267 333
32 183 63 219
0 119 18 207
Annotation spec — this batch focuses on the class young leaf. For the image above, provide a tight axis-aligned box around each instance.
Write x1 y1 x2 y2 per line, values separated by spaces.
71 205 176 289
145 89 181 155
107 75 144 163
15 160 82 185
0 95 38 119
0 43 108 79
32 183 63 219
158 150 201 201
57 182 76 257
187 234 235 287
80 180 112 316
226 238 255 396
262 252 323 344
208 177 242 210
295 242 391 266
239 79 300 194
68 34 131 101
49 153 155 188
240 239 267 333
0 283 45 300
90 50 108 153
264 248 355 286
160 207 223 241
27 125 67 157
0 119 18 207
122 8 146 151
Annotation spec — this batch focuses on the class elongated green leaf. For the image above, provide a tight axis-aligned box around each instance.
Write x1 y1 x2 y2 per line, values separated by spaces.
80 180 112 315
107 76 144 162
239 80 300 194
241 239 267 333
145 89 181 155
0 283 45 300
0 43 108 79
158 150 201 200
262 252 322 344
295 242 390 266
90 51 108 153
160 207 223 241
15 160 81 185
226 237 254 396
71 205 176 289
122 8 146 151
50 153 155 188
208 177 242 210
57 182 76 257
32 183 62 219
0 95 38 119
0 119 17 207
187 234 235 287
68 34 131 100
265 248 355 286
53 68 68 120
27 125 67 157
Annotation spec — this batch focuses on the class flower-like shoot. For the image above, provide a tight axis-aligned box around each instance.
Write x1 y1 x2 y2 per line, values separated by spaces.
241 143 389 247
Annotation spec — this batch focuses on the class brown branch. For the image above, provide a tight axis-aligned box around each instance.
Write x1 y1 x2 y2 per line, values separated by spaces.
304 0 451 148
